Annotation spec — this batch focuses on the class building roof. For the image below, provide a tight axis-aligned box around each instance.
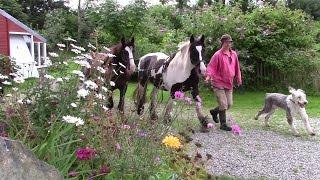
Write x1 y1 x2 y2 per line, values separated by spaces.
0 8 47 42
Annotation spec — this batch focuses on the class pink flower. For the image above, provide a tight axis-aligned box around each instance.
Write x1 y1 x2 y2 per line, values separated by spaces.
184 97 192 105
196 95 202 103
174 91 184 100
121 124 130 129
99 165 110 174
138 130 148 137
231 124 242 135
75 147 96 160
207 123 214 129
0 131 9 138
196 101 202 108
68 170 78 177
115 143 121 152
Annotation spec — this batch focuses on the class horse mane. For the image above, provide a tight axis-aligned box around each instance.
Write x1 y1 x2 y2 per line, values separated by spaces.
172 41 190 63
109 43 123 54
177 41 190 54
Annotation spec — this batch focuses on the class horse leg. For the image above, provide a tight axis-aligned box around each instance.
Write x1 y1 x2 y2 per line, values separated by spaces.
192 86 208 128
150 86 159 120
107 91 114 109
137 82 147 116
118 85 127 121
164 96 174 123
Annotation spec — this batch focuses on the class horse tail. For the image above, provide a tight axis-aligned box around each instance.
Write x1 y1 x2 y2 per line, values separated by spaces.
132 84 139 102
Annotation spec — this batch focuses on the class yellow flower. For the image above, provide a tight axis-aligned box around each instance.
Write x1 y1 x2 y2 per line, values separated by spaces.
162 135 181 149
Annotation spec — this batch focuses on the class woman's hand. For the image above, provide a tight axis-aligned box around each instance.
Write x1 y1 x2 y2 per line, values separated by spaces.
205 76 211 84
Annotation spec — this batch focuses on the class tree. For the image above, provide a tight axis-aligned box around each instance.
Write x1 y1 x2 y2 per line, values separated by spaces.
159 0 170 5
176 0 189 11
16 0 68 29
0 0 28 23
197 0 206 8
289 0 320 20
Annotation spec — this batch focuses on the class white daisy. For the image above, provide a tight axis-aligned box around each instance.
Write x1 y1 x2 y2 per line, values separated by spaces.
71 49 81 54
13 77 25 84
56 78 63 82
70 103 77 107
97 66 106 74
44 74 55 80
84 80 98 90
48 52 59 57
2 81 11 85
102 86 108 92
72 70 85 78
62 115 84 126
57 43 66 48
12 87 18 91
77 89 89 98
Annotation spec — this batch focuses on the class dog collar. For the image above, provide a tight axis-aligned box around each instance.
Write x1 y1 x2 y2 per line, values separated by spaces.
289 99 296 104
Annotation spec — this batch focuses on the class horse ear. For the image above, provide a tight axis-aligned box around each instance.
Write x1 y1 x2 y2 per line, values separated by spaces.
190 35 194 43
121 37 126 46
130 37 135 44
200 35 205 44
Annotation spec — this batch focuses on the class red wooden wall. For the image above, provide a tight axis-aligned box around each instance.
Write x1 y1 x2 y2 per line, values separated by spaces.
0 14 9 56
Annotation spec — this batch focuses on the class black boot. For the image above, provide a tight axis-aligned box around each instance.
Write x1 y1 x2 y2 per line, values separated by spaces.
219 110 232 131
210 107 220 123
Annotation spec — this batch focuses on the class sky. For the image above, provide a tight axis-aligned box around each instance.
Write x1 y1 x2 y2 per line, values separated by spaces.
66 0 198 9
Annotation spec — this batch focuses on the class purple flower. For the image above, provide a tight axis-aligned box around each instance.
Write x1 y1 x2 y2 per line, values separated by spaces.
231 124 242 135
138 130 148 137
115 143 121 152
196 95 202 103
68 171 78 177
121 124 131 129
207 123 214 129
184 97 192 105
155 156 161 164
196 101 202 108
174 91 184 100
99 165 110 174
92 115 101 121
75 147 96 160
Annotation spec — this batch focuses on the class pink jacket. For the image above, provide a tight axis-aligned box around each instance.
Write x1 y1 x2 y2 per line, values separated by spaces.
206 49 242 90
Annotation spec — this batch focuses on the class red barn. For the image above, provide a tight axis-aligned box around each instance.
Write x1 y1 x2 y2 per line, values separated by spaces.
0 8 48 78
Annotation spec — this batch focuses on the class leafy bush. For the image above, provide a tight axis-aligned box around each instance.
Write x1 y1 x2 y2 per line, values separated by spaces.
0 47 211 179
179 4 319 91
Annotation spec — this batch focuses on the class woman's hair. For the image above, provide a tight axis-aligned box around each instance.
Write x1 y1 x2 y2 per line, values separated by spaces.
220 34 232 47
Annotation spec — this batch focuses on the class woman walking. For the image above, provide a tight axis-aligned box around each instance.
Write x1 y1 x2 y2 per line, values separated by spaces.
205 34 242 131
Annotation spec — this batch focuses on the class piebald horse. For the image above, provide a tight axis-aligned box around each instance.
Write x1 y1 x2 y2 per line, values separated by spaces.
135 35 208 127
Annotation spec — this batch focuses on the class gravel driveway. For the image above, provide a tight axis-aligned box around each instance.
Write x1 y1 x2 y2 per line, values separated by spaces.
190 127 320 179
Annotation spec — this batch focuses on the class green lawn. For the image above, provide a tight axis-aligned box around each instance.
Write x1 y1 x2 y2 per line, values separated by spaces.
119 82 320 137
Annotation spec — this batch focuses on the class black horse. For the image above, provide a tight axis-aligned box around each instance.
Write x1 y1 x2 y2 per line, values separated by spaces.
105 37 136 112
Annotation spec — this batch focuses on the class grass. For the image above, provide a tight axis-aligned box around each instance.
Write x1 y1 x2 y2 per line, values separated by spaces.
112 82 320 137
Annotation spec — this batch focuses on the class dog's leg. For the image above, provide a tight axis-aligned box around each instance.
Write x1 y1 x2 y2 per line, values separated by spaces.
299 108 315 136
254 110 264 120
287 111 300 136
255 98 272 120
264 109 275 127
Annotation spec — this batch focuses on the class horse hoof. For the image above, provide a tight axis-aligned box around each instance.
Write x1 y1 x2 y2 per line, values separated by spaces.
151 114 158 120
294 133 301 137
310 132 316 136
